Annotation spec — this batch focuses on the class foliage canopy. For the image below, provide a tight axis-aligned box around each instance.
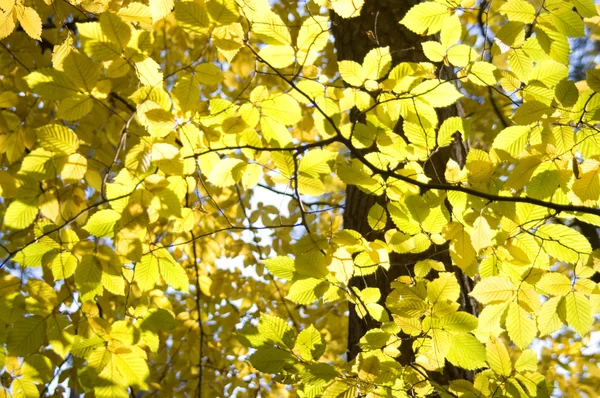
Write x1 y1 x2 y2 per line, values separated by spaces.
1 0 600 397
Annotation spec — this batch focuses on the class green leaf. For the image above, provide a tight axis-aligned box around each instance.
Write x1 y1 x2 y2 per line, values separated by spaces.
295 325 325 361
75 255 103 301
141 308 179 331
551 7 584 37
438 117 465 147
435 312 478 333
84 209 121 238
571 0 598 17
4 199 38 230
51 252 78 280
22 354 53 383
77 15 128 61
586 69 600 93
11 379 39 398
264 256 295 279
555 79 579 107
63 52 101 92
513 101 554 125
446 333 487 370
286 278 328 304
71 335 105 358
7 315 46 356
258 314 295 349
249 347 296 373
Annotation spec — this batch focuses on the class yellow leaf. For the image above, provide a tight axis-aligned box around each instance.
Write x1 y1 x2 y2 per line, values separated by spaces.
537 272 572 296
296 15 329 64
331 0 365 18
565 291 592 336
25 68 78 100
537 296 564 336
411 80 463 108
36 124 79 155
328 248 354 284
471 216 492 253
22 354 53 383
57 94 94 121
51 252 78 280
16 5 41 40
0 9 16 40
149 0 173 24
175 1 210 36
172 75 200 112
506 302 536 349
486 335 512 377
4 199 38 230
367 203 387 231
62 52 101 92
470 276 516 305
467 62 497 86
207 158 246 187
207 0 239 25
338 60 364 87
362 47 391 80
514 349 538 372
194 63 224 84
499 0 536 23
258 44 295 68
400 2 449 35
252 10 291 45
135 57 163 87
446 333 487 370
118 2 153 29
422 41 445 62
427 272 460 304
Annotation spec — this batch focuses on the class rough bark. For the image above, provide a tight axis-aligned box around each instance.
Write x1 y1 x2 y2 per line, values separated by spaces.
332 0 475 382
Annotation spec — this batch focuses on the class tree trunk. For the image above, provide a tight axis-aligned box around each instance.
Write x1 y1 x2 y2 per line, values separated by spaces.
332 0 475 382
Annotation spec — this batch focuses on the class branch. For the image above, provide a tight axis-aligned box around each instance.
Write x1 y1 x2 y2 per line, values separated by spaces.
246 42 600 218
